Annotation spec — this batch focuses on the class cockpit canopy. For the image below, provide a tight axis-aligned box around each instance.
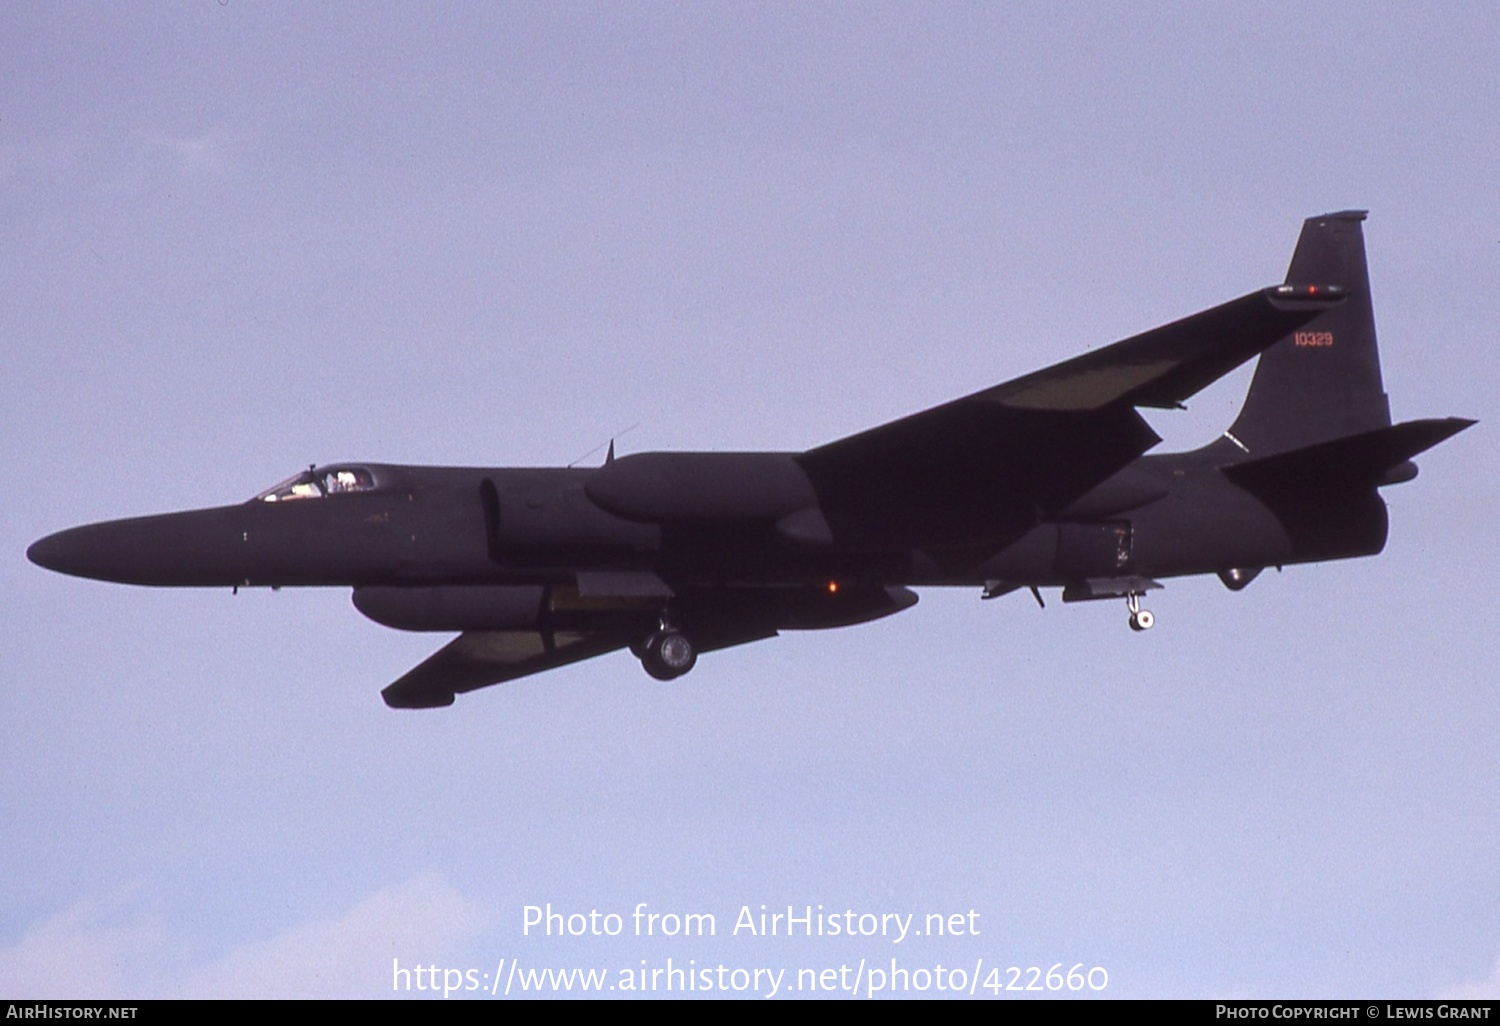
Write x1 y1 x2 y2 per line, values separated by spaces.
254 465 378 503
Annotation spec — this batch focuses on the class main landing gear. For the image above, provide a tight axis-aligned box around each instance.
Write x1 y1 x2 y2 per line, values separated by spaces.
1126 592 1154 632
636 618 697 681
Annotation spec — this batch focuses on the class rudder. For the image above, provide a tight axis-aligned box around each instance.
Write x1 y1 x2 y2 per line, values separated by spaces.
1226 211 1392 456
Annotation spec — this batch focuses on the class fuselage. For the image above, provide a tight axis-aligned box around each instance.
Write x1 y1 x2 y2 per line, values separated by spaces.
26 440 1382 600
23 211 1473 705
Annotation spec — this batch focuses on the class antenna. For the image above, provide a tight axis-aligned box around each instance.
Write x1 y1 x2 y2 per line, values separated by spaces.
568 423 639 467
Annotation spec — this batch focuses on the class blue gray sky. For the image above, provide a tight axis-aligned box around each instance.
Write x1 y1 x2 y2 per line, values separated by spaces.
3 2 1497 999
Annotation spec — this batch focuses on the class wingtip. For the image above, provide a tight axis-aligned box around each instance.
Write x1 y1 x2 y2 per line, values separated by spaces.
381 684 455 709
1431 416 1478 440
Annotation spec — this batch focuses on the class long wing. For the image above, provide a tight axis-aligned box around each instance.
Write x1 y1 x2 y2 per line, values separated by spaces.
796 286 1339 553
380 620 783 708
381 629 634 708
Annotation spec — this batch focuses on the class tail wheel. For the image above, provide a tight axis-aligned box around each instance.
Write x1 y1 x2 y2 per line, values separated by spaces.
640 629 697 680
1125 592 1154 632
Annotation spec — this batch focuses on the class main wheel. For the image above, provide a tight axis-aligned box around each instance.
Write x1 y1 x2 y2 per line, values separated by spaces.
1129 609 1154 631
640 629 697 680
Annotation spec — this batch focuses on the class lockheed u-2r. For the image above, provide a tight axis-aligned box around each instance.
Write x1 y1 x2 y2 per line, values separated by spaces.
29 212 1472 708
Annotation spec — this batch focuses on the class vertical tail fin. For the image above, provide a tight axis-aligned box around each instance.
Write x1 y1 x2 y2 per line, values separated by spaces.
1226 211 1392 456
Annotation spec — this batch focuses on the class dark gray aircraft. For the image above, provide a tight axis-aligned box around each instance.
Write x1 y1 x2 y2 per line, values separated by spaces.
29 212 1472 708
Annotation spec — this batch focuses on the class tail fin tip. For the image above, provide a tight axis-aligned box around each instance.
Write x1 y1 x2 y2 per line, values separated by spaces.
1311 208 1368 222
1228 210 1389 454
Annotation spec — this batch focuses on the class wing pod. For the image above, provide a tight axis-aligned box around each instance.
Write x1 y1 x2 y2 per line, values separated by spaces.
1060 576 1163 603
585 452 817 522
353 585 547 631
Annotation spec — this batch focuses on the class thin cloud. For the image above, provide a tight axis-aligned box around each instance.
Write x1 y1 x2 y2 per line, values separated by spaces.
143 129 239 179
1440 955 1500 1000
0 873 483 999
180 872 485 999
0 137 83 191
0 895 167 998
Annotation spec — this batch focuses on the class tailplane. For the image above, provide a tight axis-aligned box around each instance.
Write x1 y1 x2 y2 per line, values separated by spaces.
1226 211 1391 456
1214 211 1475 563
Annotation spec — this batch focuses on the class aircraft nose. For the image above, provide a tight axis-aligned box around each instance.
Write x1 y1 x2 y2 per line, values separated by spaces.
26 510 248 586
28 526 103 578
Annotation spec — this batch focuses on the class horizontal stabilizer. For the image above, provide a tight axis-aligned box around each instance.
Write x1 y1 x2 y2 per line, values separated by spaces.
1223 418 1475 494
